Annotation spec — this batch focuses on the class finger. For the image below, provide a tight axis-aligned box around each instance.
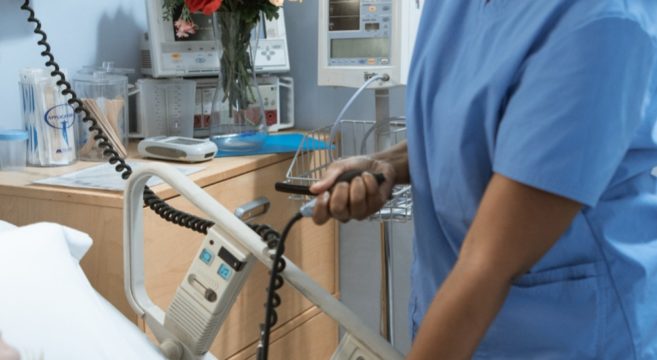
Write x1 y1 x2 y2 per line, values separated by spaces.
362 172 384 211
349 176 368 220
374 167 396 202
362 172 380 197
312 192 331 225
329 182 351 222
363 173 385 214
310 164 346 195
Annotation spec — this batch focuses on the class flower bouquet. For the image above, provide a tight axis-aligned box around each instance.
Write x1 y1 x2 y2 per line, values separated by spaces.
163 0 284 151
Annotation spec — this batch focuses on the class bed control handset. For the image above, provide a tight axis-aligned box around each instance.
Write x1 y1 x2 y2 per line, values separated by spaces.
163 226 255 356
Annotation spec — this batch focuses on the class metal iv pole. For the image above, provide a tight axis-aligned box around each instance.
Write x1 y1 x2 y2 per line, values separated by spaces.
374 88 394 345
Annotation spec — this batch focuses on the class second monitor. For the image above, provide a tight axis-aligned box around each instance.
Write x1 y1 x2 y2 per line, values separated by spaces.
142 0 290 78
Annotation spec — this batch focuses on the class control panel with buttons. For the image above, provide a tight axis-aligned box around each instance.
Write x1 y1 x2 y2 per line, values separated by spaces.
319 0 424 88
163 226 255 353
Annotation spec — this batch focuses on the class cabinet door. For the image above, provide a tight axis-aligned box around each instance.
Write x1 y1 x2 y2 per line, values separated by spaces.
143 159 337 359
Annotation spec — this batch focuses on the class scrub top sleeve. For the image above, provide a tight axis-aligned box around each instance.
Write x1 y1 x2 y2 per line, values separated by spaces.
493 17 656 207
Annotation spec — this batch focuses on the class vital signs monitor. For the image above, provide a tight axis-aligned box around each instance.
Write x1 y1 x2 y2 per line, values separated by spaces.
143 0 290 77
318 0 424 88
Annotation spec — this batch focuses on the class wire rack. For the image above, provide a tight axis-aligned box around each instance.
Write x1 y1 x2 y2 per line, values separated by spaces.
285 118 412 222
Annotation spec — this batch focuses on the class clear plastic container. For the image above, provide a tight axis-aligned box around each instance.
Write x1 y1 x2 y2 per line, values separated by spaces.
0 130 28 170
20 68 77 167
74 63 131 161
135 78 196 138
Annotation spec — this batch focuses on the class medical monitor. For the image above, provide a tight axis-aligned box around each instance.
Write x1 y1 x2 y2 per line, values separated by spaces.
317 0 424 88
143 0 290 77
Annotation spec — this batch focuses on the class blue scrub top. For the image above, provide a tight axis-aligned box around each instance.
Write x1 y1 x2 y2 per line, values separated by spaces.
406 1 657 358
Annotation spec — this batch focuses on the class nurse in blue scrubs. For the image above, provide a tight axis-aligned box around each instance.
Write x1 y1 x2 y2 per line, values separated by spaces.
311 1 657 359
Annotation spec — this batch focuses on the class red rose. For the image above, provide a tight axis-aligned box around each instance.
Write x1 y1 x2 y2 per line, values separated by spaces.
184 0 223 16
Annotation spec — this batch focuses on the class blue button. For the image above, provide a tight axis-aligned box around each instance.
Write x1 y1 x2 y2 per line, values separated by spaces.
218 263 232 280
199 249 213 265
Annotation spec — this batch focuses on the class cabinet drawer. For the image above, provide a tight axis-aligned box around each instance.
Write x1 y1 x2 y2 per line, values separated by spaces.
231 310 339 360
143 159 337 359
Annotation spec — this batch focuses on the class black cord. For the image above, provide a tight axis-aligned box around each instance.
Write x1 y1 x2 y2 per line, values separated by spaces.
257 212 304 360
20 0 214 234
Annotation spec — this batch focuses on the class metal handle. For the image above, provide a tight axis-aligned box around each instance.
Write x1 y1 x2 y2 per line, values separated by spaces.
234 197 270 222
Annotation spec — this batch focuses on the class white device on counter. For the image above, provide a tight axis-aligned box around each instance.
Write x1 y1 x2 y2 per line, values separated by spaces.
318 0 424 88
143 0 290 77
138 136 217 163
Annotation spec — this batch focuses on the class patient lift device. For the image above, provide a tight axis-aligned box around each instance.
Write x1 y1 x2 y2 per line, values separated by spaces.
123 163 403 360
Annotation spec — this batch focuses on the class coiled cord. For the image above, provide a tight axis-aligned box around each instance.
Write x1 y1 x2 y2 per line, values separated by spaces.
247 223 287 334
21 0 214 234
256 212 304 360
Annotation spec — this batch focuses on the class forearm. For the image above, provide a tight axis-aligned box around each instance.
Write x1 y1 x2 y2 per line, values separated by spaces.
407 261 511 360
371 141 409 184
406 174 581 359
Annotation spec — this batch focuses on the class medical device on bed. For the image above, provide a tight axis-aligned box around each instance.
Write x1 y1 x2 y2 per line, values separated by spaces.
143 0 290 77
317 0 423 88
124 163 401 359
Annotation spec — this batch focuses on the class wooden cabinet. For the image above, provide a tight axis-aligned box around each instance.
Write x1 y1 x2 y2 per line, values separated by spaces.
0 149 338 359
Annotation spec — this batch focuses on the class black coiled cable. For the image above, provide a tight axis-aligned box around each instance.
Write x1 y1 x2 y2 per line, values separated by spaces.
257 212 304 360
21 0 214 234
249 222 287 329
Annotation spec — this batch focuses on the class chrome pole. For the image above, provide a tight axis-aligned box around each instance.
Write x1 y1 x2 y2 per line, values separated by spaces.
374 89 394 345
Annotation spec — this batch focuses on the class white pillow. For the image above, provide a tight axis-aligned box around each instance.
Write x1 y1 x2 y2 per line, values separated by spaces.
0 222 163 359
0 220 16 233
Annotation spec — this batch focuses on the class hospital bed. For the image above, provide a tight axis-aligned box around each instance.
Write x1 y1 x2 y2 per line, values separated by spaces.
0 163 402 360
0 221 163 359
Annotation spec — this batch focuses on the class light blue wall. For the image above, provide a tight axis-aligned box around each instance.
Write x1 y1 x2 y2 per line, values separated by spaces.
0 0 147 130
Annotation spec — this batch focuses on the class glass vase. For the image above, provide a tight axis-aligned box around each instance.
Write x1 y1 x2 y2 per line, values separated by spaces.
209 11 267 152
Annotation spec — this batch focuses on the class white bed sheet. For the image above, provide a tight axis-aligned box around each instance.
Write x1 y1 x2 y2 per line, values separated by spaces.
0 222 164 360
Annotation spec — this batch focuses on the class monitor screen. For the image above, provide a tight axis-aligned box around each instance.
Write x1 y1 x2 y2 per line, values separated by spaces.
329 0 360 31
331 37 389 58
171 5 214 42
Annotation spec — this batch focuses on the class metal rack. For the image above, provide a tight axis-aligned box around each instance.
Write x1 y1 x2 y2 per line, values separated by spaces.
284 113 412 346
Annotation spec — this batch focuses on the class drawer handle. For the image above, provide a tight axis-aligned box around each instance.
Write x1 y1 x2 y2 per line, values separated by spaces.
234 197 270 222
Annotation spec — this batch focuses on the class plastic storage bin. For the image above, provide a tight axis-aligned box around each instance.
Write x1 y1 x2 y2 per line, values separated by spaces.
20 68 77 167
0 130 28 170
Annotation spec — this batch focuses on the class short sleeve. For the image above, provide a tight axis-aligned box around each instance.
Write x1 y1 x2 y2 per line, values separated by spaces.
493 17 656 207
